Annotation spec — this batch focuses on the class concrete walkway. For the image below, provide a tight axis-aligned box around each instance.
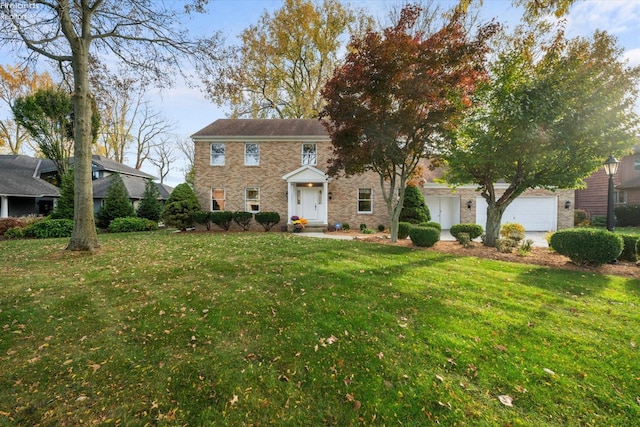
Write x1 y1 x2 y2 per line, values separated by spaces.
296 230 550 247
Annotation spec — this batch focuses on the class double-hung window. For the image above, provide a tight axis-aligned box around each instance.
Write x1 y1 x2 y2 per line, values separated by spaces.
211 188 225 211
245 187 260 212
245 143 260 166
358 188 372 213
302 143 317 165
211 143 225 166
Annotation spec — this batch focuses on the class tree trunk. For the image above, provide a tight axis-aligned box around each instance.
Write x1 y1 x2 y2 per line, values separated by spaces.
484 203 506 247
67 44 100 252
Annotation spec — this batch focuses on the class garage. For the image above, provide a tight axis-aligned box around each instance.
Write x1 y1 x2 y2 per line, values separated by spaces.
476 196 558 231
425 196 460 229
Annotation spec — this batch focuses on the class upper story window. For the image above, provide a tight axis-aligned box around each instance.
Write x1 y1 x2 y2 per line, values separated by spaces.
358 188 372 213
211 143 225 166
635 155 640 171
302 143 317 165
245 143 260 166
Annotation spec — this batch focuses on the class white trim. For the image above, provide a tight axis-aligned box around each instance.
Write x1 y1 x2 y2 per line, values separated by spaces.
282 165 331 183
357 188 373 214
244 142 260 166
193 135 331 143
210 142 225 166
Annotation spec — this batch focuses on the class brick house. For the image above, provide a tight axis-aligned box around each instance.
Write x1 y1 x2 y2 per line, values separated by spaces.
192 119 574 232
575 148 640 217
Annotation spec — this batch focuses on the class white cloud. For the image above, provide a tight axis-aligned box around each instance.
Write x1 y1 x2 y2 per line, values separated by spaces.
624 48 640 67
566 1 640 37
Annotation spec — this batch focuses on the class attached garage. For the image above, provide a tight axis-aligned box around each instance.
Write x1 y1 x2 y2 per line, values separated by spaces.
425 196 460 229
476 196 558 231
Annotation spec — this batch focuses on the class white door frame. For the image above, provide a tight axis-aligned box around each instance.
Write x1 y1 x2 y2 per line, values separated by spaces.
282 165 331 225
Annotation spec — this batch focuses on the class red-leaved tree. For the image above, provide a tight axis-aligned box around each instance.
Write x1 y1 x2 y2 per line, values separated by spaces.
320 5 498 241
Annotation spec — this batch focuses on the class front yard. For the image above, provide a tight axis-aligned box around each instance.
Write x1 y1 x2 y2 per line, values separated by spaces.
0 231 638 425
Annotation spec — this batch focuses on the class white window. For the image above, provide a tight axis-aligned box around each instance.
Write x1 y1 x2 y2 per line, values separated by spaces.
614 190 627 204
211 188 225 211
358 188 372 213
211 143 225 166
245 187 260 212
302 143 317 165
245 143 260 166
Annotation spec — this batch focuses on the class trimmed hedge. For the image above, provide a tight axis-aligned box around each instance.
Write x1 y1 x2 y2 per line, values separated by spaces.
27 219 74 239
549 228 623 266
618 234 640 262
614 204 640 227
255 212 281 231
233 211 253 231
450 223 483 240
418 221 442 231
193 210 212 230
210 211 233 231
108 217 158 233
398 222 412 240
409 226 440 247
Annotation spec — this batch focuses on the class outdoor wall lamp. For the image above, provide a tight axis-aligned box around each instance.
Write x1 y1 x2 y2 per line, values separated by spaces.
328 192 333 200
565 200 571 209
466 200 473 209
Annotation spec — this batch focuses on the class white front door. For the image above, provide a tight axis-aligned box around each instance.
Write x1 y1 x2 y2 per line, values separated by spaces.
299 187 323 221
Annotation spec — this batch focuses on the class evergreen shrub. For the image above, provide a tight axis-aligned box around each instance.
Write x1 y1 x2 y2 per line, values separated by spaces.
618 234 640 262
399 185 430 224
614 204 640 227
255 212 281 231
96 174 135 228
108 217 158 233
136 179 163 222
193 210 212 230
549 228 623 266
233 211 253 230
4 227 26 239
27 219 74 239
419 221 442 231
409 226 440 247
161 183 200 230
450 223 483 241
210 211 233 230
398 222 412 239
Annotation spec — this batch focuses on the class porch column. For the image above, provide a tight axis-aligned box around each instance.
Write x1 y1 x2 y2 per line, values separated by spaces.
322 181 329 225
1 196 8 218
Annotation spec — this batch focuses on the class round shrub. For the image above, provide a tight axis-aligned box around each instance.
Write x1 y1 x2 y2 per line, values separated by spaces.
27 219 74 239
409 226 440 247
618 234 639 262
233 211 253 231
500 222 525 242
550 228 623 266
161 183 201 230
255 212 281 231
418 221 442 231
398 222 412 240
108 217 158 233
377 224 386 232
193 210 212 230
210 211 233 231
450 223 483 240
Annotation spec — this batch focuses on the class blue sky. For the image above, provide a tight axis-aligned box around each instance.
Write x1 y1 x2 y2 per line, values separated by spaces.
2 1 640 186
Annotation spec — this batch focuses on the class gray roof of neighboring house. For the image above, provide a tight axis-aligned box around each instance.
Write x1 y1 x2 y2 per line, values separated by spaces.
0 155 60 197
39 155 156 179
92 174 173 200
191 119 328 138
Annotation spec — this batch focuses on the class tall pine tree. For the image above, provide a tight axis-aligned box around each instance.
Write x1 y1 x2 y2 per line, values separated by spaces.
96 174 134 228
137 179 163 222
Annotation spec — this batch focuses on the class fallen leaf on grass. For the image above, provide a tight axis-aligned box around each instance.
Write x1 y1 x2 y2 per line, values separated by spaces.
498 395 513 407
543 368 555 376
229 394 239 405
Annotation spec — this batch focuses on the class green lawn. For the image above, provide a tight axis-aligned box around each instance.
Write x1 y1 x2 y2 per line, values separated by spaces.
0 231 638 426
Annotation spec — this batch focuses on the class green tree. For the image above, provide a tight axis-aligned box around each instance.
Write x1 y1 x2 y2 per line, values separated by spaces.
1 0 221 252
136 179 163 222
320 5 497 242
205 0 367 118
50 168 75 220
399 185 431 224
12 87 74 178
96 174 135 229
161 183 200 231
443 27 640 246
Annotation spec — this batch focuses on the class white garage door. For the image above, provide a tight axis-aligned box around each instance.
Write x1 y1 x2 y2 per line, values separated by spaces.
425 196 460 229
476 197 557 231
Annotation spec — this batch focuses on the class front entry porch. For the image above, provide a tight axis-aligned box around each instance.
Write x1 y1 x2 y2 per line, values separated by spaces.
282 165 331 229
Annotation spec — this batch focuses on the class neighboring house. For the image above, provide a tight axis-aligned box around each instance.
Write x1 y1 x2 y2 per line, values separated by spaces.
0 155 60 218
575 148 640 217
192 119 574 232
39 155 173 213
0 154 172 218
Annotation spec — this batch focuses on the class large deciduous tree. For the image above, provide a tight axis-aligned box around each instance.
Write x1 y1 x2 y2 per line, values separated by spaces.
0 64 53 154
443 27 640 246
320 5 497 242
204 0 367 118
0 0 220 252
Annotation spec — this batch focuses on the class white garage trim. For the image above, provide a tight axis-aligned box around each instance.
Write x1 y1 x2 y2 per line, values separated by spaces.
476 196 558 231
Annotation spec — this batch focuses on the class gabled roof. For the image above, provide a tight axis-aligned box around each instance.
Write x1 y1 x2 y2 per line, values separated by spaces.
39 155 155 179
92 174 172 200
0 155 60 197
191 119 330 141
